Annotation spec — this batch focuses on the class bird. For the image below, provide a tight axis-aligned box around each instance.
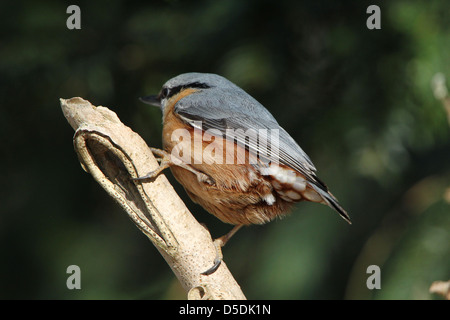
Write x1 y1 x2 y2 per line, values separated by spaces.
136 72 350 274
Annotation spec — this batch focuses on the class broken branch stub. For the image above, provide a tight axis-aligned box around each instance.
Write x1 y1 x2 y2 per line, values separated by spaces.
60 97 246 300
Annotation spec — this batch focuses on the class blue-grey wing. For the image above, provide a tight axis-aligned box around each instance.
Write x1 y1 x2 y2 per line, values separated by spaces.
174 89 317 177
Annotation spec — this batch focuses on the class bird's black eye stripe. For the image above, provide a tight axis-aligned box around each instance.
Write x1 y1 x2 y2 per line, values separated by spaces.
163 82 212 100
187 82 211 89
160 87 170 99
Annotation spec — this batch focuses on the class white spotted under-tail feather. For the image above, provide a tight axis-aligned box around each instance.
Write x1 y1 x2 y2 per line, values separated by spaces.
260 164 351 224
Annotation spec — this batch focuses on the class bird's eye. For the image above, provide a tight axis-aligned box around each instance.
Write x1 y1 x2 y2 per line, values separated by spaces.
160 87 170 99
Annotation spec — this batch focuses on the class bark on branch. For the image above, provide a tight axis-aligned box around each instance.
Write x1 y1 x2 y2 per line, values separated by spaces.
60 97 246 300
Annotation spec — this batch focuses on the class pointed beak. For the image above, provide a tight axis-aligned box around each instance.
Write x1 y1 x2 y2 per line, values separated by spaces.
139 95 161 108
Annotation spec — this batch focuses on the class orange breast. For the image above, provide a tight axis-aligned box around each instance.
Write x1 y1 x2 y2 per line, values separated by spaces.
160 89 325 225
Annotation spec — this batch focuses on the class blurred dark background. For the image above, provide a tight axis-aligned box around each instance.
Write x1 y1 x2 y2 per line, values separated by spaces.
0 0 449 299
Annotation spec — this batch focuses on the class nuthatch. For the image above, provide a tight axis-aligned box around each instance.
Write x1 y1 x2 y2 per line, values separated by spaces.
137 73 350 274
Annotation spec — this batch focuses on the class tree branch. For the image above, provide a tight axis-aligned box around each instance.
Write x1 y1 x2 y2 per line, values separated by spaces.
60 97 246 300
429 280 450 300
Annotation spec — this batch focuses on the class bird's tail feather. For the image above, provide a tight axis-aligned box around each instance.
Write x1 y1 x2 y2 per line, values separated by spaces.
312 184 351 224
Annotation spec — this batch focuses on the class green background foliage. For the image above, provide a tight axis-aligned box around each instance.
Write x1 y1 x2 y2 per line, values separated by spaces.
0 0 448 299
